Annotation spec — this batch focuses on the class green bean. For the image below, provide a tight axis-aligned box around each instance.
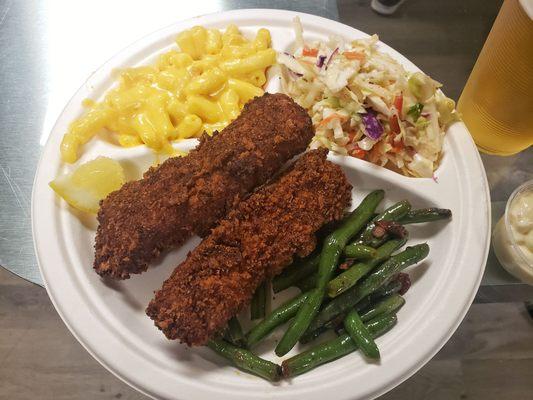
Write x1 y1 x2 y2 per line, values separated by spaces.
343 244 377 259
224 317 246 347
372 278 403 299
305 243 429 338
272 253 320 293
298 323 329 344
327 262 371 298
299 241 405 344
246 292 310 348
275 288 322 356
399 208 452 224
295 263 363 292
295 272 317 292
278 249 378 298
316 190 385 290
358 200 411 244
327 238 407 298
298 236 399 297
344 310 380 359
281 313 397 378
251 281 268 320
300 283 404 344
354 278 403 313
207 338 281 381
275 190 385 356
367 207 450 248
359 294 405 322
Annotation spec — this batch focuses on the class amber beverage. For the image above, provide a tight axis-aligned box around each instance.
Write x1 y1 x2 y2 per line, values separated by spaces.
458 0 533 155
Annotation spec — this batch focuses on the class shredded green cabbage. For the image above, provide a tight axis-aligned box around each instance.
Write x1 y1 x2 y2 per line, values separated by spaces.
278 17 459 177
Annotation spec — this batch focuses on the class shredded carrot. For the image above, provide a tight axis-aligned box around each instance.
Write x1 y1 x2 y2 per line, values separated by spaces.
302 47 318 57
390 137 405 153
368 145 382 163
318 113 348 127
343 51 365 61
349 146 367 159
391 144 404 153
393 94 403 115
389 115 401 134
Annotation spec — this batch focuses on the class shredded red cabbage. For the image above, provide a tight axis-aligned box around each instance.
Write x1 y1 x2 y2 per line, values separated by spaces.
325 47 339 70
362 109 384 140
287 69 303 79
316 55 327 68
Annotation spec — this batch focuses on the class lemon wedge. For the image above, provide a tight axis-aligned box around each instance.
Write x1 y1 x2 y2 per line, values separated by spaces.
49 157 125 214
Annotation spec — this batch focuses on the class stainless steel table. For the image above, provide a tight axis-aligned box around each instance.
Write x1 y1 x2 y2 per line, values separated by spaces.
0 0 531 301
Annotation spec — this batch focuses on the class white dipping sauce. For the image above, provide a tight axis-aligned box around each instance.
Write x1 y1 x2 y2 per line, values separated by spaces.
509 191 533 258
493 185 533 285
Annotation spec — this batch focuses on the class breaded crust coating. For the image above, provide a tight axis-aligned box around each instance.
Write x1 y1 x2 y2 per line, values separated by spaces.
94 93 313 279
146 149 352 346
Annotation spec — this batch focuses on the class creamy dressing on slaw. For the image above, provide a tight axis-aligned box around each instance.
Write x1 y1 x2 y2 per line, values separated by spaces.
278 18 459 178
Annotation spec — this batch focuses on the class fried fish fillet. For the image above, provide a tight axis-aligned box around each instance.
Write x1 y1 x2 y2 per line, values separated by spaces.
146 149 352 346
94 93 313 279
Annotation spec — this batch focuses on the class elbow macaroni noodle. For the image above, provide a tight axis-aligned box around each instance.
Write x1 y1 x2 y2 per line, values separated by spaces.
61 25 275 163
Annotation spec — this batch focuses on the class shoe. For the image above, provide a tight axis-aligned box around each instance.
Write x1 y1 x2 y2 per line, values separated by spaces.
371 0 407 15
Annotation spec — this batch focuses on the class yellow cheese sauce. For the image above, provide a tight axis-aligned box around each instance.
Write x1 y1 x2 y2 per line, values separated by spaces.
60 25 275 163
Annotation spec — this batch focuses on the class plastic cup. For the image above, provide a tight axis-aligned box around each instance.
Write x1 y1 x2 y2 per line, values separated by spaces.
457 0 533 155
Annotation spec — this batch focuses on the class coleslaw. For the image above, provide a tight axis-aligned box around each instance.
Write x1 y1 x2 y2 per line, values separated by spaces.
278 18 459 177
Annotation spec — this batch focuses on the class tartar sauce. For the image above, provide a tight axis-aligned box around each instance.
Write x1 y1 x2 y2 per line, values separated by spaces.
492 182 533 285
509 191 533 258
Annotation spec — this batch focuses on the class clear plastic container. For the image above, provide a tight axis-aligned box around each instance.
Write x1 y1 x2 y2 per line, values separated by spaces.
492 179 533 284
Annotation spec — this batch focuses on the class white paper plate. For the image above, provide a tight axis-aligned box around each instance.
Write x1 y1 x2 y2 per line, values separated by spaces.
32 9 491 400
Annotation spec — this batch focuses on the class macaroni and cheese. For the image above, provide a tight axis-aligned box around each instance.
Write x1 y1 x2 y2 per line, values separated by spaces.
61 25 275 163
